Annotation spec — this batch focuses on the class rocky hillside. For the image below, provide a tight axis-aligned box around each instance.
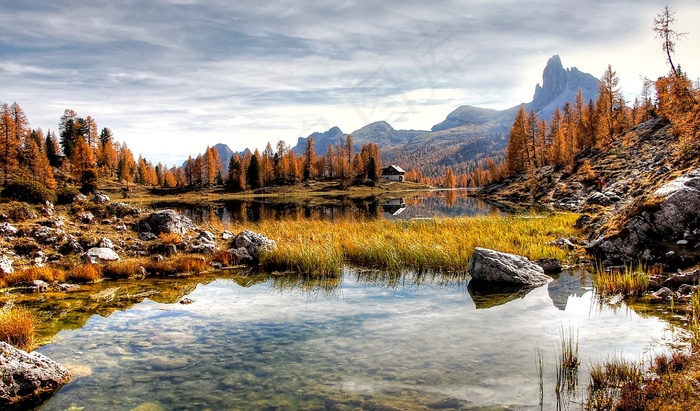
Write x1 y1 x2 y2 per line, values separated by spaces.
478 118 700 268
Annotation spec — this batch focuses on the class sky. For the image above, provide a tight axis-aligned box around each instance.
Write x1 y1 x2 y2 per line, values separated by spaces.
1 1 699 166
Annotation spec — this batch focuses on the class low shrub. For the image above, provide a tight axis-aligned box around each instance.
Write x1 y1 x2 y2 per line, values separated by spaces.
0 266 67 288
6 202 37 222
102 259 146 279
159 232 182 245
1 180 56 204
69 264 103 283
0 305 37 351
56 186 82 205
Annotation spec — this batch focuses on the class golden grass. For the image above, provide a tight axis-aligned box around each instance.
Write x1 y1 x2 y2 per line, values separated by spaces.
0 305 37 351
159 232 182 245
145 255 208 276
102 259 147 279
0 266 68 288
69 263 103 283
592 263 650 297
227 213 579 276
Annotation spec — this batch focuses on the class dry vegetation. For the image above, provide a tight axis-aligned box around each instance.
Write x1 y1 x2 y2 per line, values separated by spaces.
231 213 579 276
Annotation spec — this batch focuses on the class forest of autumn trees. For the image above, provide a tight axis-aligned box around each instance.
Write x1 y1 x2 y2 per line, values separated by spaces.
0 102 385 194
223 136 382 192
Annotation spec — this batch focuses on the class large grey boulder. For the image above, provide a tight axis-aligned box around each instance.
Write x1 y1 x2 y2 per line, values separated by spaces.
81 247 120 264
139 209 198 235
467 247 552 286
0 342 71 410
588 168 700 265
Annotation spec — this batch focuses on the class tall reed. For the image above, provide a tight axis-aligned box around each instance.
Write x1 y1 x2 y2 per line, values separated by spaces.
234 213 578 276
592 263 649 297
0 305 37 351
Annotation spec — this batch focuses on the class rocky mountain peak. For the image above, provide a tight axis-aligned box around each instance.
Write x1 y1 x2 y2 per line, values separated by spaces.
530 55 599 118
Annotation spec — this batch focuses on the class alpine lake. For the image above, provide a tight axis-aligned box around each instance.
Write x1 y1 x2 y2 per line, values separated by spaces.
10 190 686 410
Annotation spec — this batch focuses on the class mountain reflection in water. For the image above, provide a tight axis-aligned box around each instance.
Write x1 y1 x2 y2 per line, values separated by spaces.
150 190 500 224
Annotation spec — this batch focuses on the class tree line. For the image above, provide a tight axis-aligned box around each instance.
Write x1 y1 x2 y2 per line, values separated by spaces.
0 104 384 193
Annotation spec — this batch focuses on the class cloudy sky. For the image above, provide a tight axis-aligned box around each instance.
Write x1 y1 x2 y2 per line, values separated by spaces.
1 1 699 166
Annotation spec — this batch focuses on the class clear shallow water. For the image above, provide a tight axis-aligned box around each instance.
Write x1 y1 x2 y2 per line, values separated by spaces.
36 270 674 411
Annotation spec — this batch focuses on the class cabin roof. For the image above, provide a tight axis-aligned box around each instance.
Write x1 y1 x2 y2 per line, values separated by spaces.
384 165 405 173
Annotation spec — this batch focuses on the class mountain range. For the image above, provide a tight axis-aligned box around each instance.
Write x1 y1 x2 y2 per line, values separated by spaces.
210 55 600 178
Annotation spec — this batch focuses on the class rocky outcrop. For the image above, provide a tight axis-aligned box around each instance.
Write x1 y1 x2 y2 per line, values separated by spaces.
588 169 700 265
467 247 552 286
138 210 198 235
0 342 71 410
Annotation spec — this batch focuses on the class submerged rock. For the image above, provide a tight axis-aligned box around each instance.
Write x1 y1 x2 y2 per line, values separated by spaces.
534 257 563 274
467 247 551 286
0 342 71 410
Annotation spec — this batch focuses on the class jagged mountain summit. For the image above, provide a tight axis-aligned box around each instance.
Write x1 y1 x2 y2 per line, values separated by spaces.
228 55 600 178
529 55 600 120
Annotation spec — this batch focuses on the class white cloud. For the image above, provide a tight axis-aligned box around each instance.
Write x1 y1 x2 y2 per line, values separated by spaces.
1 0 699 165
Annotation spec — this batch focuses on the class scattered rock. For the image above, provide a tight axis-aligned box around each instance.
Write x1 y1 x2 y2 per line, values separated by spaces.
107 202 141 217
59 238 84 255
467 247 551 286
232 230 276 261
77 212 94 224
93 193 110 204
151 254 164 262
222 231 233 240
0 255 14 275
98 238 114 249
228 247 253 264
139 209 197 235
663 269 700 289
189 231 216 255
179 298 195 305
0 341 71 410
139 232 158 241
210 261 223 270
55 283 81 292
30 280 49 293
0 222 18 236
651 287 674 302
81 247 120 264
586 191 621 206
130 401 167 411
551 237 575 250
33 226 58 244
534 258 563 274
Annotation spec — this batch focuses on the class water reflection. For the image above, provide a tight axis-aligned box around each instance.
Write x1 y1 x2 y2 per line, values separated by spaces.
150 190 501 224
33 269 672 411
